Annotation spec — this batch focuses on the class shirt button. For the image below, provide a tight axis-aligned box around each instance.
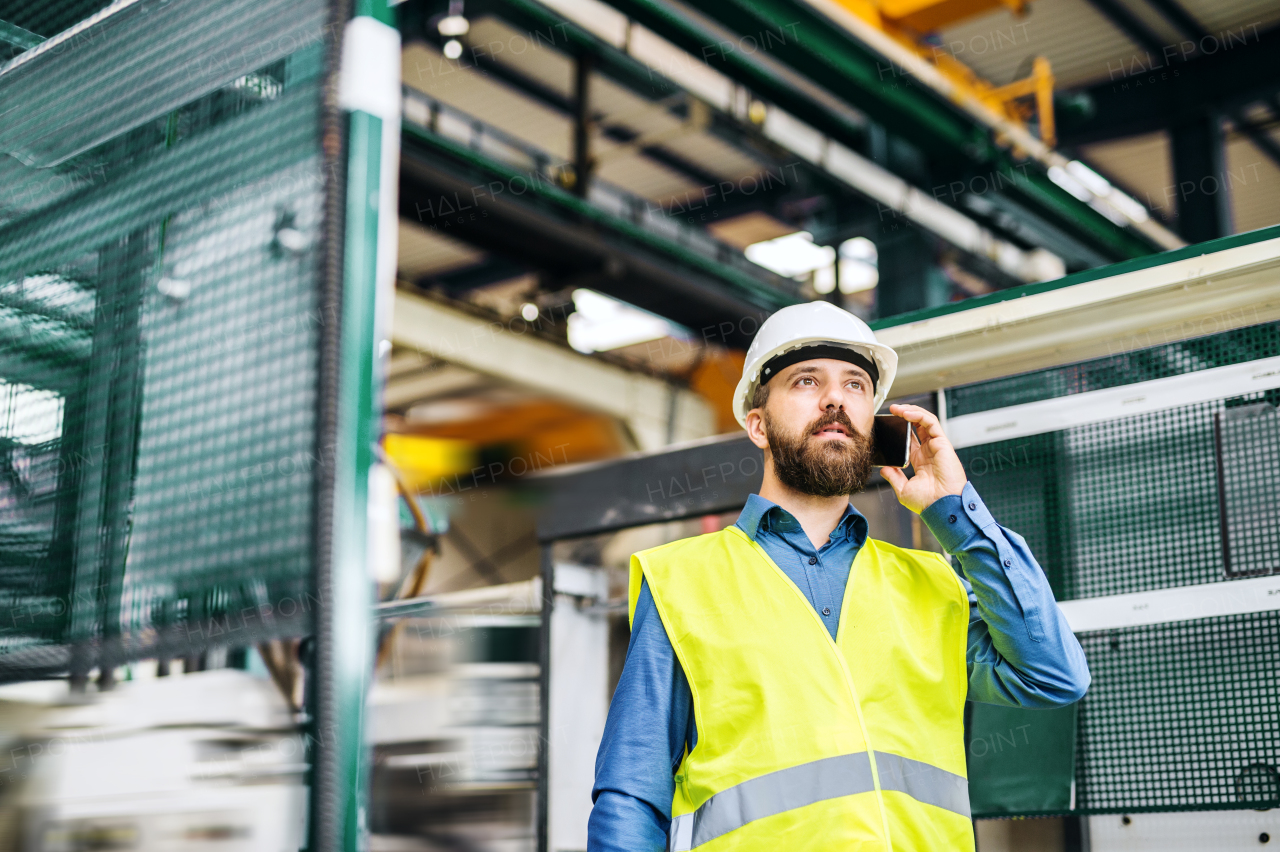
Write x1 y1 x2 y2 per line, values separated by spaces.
1003 559 1012 567
968 502 977 511
823 607 831 616
808 557 817 565
948 514 957 524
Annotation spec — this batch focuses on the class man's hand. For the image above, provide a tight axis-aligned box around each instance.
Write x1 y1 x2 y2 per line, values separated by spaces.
879 403 967 514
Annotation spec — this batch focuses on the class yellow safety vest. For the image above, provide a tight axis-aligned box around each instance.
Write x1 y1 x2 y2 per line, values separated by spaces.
629 525 973 852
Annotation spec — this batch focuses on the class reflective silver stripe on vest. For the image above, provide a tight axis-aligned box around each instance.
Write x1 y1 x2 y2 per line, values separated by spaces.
667 751 969 851
873 751 972 819
668 752 875 851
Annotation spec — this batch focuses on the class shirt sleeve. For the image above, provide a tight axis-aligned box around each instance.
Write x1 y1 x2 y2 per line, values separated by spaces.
588 577 695 852
920 482 1091 708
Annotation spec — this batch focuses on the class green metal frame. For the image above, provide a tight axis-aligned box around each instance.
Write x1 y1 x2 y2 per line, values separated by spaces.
309 3 391 850
331 105 381 852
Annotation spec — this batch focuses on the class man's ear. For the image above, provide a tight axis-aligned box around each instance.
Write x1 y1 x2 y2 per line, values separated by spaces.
744 409 769 450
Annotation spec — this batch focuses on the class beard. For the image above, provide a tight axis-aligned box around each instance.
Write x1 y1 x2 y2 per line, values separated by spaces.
763 407 873 498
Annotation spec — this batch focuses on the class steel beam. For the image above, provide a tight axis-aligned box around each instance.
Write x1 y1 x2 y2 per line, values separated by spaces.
533 432 762 540
1104 2 1280 175
1080 0 1167 56
599 0 1157 261
1170 114 1230 242
572 52 592 197
876 228 950 317
1059 24 1280 146
428 33 730 190
310 4 396 852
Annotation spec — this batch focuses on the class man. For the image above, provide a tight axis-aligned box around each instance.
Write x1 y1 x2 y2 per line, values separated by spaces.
588 301 1089 852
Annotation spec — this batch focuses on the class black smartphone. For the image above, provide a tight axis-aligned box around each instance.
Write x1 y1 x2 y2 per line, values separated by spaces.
870 413 912 468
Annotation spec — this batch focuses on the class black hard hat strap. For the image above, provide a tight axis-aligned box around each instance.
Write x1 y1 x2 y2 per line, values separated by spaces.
760 344 879 389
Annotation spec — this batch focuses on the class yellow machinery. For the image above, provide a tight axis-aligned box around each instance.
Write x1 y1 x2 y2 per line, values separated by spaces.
836 0 1056 146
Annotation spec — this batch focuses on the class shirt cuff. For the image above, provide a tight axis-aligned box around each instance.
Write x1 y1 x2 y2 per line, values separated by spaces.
920 482 994 554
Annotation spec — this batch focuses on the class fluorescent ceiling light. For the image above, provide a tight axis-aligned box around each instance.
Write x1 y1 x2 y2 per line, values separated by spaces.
438 14 469 36
1108 190 1150 223
1047 166 1092 203
567 288 682 353
1066 160 1112 197
1056 160 1151 225
744 231 835 278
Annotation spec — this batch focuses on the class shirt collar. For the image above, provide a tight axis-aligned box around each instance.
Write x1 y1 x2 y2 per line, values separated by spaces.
736 493 868 547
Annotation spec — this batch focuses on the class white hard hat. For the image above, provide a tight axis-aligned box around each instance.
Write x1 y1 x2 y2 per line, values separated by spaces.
732 301 898 428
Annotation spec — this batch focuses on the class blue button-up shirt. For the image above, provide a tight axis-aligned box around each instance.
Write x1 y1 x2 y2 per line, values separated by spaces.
587 482 1090 852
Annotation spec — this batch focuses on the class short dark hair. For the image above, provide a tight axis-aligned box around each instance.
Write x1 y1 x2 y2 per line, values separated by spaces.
751 379 771 413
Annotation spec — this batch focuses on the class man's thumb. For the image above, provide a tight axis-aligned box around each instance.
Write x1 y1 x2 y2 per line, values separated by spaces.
879 466 908 494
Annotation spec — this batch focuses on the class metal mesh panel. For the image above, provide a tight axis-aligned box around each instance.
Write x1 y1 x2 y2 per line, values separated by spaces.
1216 401 1280 578
1076 613 1280 812
959 401 1226 600
956 320 1280 815
961 391 1280 601
0 0 330 678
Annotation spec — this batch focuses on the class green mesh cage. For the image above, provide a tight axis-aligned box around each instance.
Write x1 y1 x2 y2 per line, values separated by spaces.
0 0 333 680
953 321 1280 815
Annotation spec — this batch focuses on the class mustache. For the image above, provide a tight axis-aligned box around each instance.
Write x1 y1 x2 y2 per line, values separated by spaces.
807 409 859 438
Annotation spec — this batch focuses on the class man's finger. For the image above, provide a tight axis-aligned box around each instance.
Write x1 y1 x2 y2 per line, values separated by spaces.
891 404 946 443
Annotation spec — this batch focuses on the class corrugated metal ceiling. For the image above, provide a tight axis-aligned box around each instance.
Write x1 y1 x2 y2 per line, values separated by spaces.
1177 0 1280 37
939 0 1280 89
937 0 1146 89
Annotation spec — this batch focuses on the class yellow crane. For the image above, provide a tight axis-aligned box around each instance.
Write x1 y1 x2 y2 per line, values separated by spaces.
835 0 1056 146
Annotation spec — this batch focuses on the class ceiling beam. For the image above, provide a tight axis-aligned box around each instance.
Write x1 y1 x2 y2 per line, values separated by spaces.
1081 0 1167 55
1139 0 1205 45
1228 112 1280 172
1103 0 1280 175
1060 23 1280 146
